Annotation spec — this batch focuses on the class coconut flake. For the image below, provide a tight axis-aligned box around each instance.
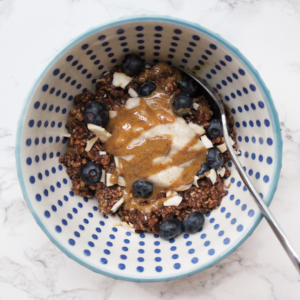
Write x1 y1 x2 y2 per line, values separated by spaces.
193 102 200 110
112 72 132 89
100 170 105 183
188 123 206 136
144 215 147 220
217 137 236 153
108 214 122 226
106 173 114 187
217 167 226 177
217 143 227 153
235 149 241 156
99 151 106 155
145 64 152 69
111 197 124 213
121 222 135 233
62 133 71 138
114 157 121 173
166 190 178 197
206 169 217 184
201 135 214 149
163 195 183 207
193 176 200 187
87 124 112 142
118 176 126 187
125 97 140 110
85 136 98 152
128 88 139 98
109 111 117 118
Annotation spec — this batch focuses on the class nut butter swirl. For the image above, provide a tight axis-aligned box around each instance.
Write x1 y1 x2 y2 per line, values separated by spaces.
105 89 206 213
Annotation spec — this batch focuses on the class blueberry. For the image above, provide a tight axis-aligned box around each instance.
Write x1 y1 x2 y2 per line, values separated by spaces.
84 101 109 127
79 161 101 184
206 119 223 140
138 82 157 97
132 180 153 198
196 163 210 177
206 148 224 169
159 218 183 240
172 93 193 116
122 54 144 76
179 73 198 96
183 211 205 233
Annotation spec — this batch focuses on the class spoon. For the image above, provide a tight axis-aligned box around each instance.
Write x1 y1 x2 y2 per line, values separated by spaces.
179 67 300 274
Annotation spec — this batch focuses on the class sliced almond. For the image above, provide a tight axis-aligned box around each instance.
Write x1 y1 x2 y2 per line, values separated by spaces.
85 136 98 152
118 176 126 187
112 72 132 89
188 123 206 136
125 97 140 110
109 111 117 118
111 197 124 213
128 88 139 98
163 195 183 207
201 135 213 149
62 133 71 138
87 124 112 143
108 214 122 226
96 79 105 83
206 169 217 184
217 167 226 177
193 102 200 110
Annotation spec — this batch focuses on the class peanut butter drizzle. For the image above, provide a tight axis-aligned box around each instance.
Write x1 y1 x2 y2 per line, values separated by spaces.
105 87 206 213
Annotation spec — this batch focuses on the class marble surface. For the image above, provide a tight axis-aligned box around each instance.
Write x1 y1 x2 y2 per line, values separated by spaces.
1 0 300 299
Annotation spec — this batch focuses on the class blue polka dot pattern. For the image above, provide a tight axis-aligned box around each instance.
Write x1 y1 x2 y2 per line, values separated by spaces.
18 19 279 282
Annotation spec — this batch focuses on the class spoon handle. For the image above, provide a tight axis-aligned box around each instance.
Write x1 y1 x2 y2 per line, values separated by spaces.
221 113 300 274
179 68 300 274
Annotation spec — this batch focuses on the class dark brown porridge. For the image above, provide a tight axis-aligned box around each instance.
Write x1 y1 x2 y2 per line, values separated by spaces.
59 54 238 239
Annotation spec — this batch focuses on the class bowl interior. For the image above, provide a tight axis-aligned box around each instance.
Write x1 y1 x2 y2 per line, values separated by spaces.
16 17 282 282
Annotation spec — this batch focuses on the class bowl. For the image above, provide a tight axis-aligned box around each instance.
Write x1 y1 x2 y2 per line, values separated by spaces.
16 16 282 282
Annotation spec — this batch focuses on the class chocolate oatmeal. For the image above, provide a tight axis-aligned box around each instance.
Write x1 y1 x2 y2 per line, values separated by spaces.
59 54 238 239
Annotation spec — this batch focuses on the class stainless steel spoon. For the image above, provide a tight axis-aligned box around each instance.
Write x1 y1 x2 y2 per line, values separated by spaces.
179 67 300 274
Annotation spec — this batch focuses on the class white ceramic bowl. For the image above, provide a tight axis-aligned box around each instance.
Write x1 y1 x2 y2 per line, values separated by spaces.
16 16 282 282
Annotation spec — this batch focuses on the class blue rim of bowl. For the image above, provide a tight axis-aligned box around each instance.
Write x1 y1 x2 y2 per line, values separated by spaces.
15 15 283 282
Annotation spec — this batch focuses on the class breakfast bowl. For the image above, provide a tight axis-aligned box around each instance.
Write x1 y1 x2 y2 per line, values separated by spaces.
16 16 282 282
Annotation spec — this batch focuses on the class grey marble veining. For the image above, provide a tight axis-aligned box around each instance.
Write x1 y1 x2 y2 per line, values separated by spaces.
1 0 300 299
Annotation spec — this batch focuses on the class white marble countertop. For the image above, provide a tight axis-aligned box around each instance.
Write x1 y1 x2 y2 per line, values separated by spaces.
1 0 300 299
